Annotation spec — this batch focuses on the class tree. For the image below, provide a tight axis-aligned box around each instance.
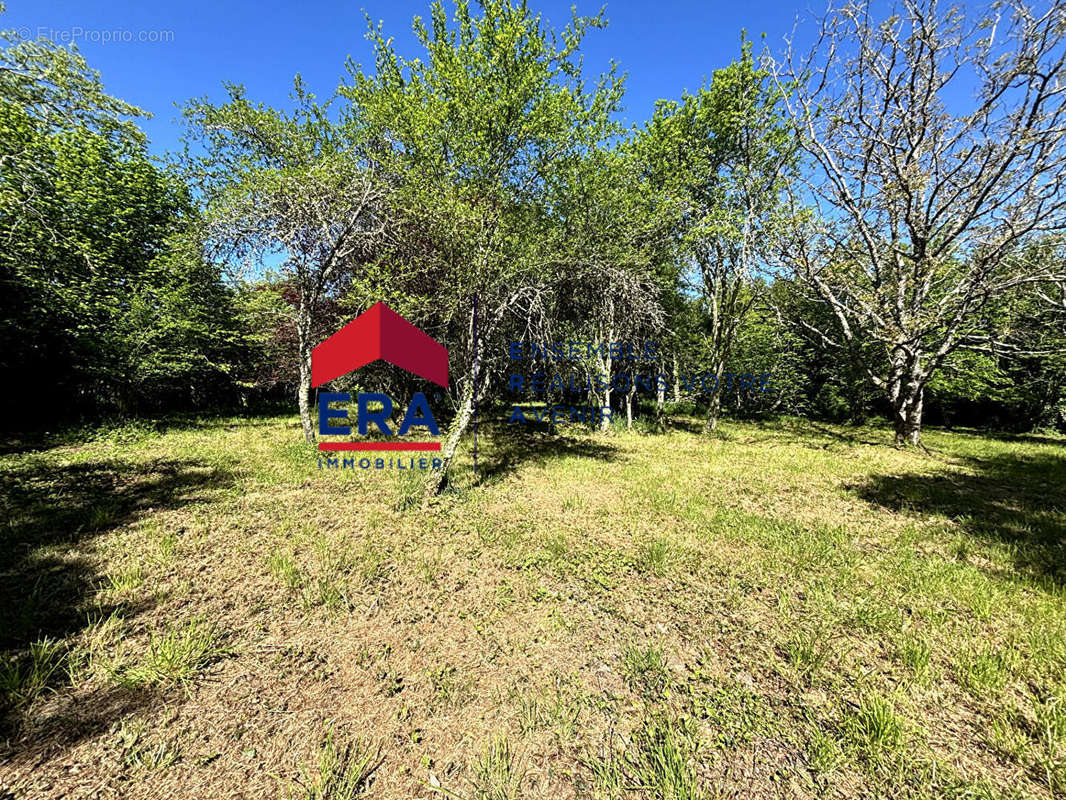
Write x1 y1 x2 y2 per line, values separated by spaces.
182 81 389 441
1 27 240 419
0 24 143 192
638 38 795 432
773 0 1066 445
541 145 671 431
342 0 623 494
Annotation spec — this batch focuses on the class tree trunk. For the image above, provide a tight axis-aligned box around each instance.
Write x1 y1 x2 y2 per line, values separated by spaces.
625 384 634 430
296 313 315 443
702 360 725 433
888 348 924 447
671 354 680 404
656 364 665 415
297 358 315 443
655 362 666 432
893 386 924 446
422 379 475 500
423 300 481 499
598 333 613 433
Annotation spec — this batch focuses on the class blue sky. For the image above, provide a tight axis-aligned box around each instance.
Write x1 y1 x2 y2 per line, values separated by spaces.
3 0 826 157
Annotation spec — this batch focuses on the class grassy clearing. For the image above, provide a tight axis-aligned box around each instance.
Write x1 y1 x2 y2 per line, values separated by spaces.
0 414 1064 798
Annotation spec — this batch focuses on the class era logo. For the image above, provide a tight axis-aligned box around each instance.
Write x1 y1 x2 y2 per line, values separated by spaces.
312 303 448 452
318 392 439 437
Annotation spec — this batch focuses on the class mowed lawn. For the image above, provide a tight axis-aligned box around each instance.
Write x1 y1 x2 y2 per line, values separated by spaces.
1 415 1065 799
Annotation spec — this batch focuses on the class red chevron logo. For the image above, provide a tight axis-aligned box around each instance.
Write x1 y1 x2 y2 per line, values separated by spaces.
312 302 449 388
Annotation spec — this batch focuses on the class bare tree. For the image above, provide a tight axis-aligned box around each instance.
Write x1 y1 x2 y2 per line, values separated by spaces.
773 0 1066 445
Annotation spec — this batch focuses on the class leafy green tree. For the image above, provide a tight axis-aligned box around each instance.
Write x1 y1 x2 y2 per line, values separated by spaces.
0 25 243 420
182 81 390 440
342 0 623 493
637 38 796 432
539 144 673 430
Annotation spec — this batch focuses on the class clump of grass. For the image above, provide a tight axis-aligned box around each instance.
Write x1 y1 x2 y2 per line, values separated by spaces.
84 609 126 650
394 468 426 511
516 686 581 739
807 726 844 774
313 535 354 575
545 533 569 565
1028 625 1066 672
621 642 670 697
289 726 380 800
428 663 474 711
0 637 66 707
847 695 904 757
465 736 528 800
631 716 704 800
957 646 1016 697
116 718 181 771
1036 693 1066 750
635 537 672 576
586 715 704 800
1033 693 1066 792
898 634 931 681
105 565 145 598
269 551 304 591
302 576 350 611
157 529 178 562
90 419 160 445
988 709 1030 761
120 619 227 686
354 542 390 587
417 550 445 586
88 501 124 530
517 694 542 735
967 582 998 622
784 629 832 680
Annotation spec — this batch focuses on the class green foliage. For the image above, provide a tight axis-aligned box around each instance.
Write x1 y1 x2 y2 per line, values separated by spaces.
3 2 1064 442
0 29 246 421
847 695 904 757
341 0 627 343
586 715 705 800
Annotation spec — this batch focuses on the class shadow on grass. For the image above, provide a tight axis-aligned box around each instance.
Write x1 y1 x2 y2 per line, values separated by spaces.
853 451 1066 584
472 421 623 487
1 683 162 767
665 417 704 435
660 416 892 448
805 423 887 447
934 427 1066 449
0 410 291 456
0 454 235 739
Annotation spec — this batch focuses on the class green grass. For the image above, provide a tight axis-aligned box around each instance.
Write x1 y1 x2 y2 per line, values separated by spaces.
586 715 704 800
118 619 228 686
289 726 380 799
847 694 905 757
0 636 65 707
268 551 304 591
445 736 527 800
620 642 670 696
896 633 932 681
1 414 1064 799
